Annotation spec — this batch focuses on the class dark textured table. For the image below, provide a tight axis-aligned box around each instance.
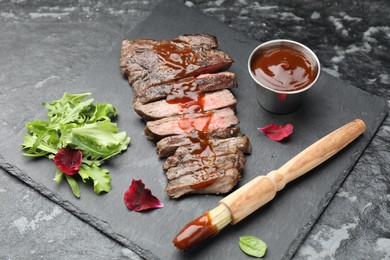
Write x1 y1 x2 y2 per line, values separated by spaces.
0 1 389 259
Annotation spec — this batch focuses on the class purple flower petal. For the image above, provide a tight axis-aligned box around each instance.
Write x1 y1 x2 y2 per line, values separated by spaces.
258 124 294 141
124 179 164 212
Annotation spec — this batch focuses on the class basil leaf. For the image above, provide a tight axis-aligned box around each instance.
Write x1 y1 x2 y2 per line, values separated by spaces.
239 235 267 258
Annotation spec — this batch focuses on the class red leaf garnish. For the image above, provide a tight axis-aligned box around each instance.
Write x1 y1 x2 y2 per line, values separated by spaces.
124 179 163 212
54 148 82 175
258 124 294 141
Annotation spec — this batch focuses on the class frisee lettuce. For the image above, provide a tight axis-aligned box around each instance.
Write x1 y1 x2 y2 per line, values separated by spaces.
21 92 131 198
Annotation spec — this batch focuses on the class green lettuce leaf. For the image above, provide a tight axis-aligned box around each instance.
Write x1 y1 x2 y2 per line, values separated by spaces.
44 93 94 125
22 134 58 156
61 121 130 160
53 168 64 184
78 164 111 194
88 103 117 123
65 174 80 198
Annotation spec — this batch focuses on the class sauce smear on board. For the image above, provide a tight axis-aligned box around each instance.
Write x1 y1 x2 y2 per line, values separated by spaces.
251 47 317 91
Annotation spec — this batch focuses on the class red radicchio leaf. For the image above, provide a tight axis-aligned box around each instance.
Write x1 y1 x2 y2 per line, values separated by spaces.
54 148 82 175
124 179 163 212
258 124 294 141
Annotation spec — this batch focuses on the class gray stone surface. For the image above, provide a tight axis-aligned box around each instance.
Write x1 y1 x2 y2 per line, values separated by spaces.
0 0 389 259
0 169 141 260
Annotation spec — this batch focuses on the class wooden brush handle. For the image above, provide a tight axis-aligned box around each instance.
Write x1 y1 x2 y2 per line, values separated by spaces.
220 119 366 224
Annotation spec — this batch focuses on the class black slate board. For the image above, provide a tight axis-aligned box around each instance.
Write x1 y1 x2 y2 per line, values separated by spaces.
0 0 387 259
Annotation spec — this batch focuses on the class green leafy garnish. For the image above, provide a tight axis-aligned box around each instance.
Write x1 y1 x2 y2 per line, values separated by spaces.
21 92 131 198
65 174 81 198
239 235 267 258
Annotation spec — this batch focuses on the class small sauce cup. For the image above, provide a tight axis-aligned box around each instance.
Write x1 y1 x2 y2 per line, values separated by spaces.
248 39 321 114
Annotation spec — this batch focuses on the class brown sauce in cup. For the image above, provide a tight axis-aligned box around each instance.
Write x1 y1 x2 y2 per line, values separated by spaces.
251 47 317 91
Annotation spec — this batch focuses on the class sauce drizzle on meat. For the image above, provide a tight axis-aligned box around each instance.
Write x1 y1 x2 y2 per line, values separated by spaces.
154 41 199 79
166 77 219 190
166 80 205 113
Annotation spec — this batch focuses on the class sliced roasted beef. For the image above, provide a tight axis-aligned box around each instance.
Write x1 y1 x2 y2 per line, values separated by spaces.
165 168 241 198
156 127 240 158
121 34 251 198
164 150 245 171
120 35 233 94
134 89 237 121
135 72 237 105
144 107 238 141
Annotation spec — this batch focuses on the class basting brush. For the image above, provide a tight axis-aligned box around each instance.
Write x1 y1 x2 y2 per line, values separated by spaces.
173 119 366 250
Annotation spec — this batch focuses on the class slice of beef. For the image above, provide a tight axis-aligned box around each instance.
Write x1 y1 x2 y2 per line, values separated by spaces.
158 134 251 158
134 89 237 121
120 35 233 94
156 127 240 158
135 72 237 105
144 107 238 141
163 136 250 170
172 34 218 49
165 153 244 180
121 35 218 80
194 135 251 154
165 168 241 198
164 150 245 171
